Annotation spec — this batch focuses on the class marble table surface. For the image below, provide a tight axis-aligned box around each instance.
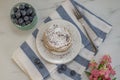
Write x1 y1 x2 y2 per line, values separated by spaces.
0 0 120 80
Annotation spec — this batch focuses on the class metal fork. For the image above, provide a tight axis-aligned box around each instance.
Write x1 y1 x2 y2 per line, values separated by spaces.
73 8 98 54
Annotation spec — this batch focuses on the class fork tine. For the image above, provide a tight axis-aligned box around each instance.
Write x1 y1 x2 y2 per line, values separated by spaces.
73 8 82 19
73 9 77 18
76 8 80 15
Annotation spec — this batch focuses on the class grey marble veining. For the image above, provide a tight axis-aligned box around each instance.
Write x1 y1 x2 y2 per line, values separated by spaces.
0 0 120 80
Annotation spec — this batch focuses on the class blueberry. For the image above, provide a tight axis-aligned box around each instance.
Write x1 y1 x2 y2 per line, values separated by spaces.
57 64 67 73
31 12 36 17
29 16 34 22
25 20 31 25
15 10 21 18
11 14 16 19
57 68 63 73
24 16 29 21
70 70 76 76
19 4 25 10
20 10 26 16
21 22 26 26
34 58 41 64
60 64 67 71
26 8 33 15
18 18 24 25
34 58 43 68
24 3 29 9
38 64 43 68
13 7 18 12
12 18 18 24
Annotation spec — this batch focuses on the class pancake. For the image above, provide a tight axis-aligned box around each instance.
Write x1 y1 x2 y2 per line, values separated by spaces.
43 24 72 53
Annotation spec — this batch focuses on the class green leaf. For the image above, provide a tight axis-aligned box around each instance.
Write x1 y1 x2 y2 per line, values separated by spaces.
98 64 104 69
98 77 102 80
85 71 91 77
112 77 116 80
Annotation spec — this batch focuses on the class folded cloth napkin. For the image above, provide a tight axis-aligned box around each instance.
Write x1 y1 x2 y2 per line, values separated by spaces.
12 0 112 80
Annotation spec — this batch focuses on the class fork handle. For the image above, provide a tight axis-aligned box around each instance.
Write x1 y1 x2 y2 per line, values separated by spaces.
78 19 98 54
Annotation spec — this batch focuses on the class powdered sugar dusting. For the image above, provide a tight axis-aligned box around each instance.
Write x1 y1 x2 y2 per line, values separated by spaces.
46 24 71 49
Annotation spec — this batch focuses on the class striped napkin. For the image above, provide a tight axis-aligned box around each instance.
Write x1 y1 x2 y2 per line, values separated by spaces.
12 0 112 80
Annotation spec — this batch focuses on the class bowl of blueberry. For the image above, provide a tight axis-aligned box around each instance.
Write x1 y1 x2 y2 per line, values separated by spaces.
11 2 37 30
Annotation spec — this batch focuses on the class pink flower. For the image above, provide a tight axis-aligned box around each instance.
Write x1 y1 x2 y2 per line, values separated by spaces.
89 75 98 80
104 77 111 80
93 77 98 80
107 64 116 75
99 69 106 75
87 54 116 80
91 69 99 78
99 69 111 79
89 60 98 70
110 69 116 75
106 77 111 80
107 64 112 70
100 60 105 65
89 75 93 80
89 69 99 80
102 55 111 63
104 69 110 79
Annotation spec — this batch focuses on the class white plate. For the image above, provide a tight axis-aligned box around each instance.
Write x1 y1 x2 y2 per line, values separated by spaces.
36 19 82 64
